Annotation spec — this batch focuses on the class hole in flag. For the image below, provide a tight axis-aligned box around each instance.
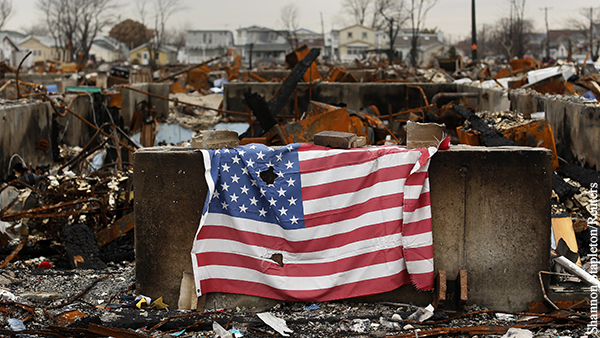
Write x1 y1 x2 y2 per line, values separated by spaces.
270 253 284 267
260 167 277 185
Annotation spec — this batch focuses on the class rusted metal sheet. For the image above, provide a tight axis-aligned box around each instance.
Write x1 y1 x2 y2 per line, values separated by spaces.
528 300 589 313
456 126 481 146
279 108 354 143
55 309 87 327
108 93 123 109
95 212 135 247
324 66 358 82
88 323 153 338
500 119 559 170
285 45 322 83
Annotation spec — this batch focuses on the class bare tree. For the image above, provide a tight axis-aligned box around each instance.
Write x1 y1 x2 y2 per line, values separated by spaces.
280 3 300 50
563 8 600 61
407 0 439 66
38 0 117 63
165 22 190 54
490 0 533 59
374 0 408 63
0 0 12 31
343 0 371 26
21 23 48 37
138 0 184 69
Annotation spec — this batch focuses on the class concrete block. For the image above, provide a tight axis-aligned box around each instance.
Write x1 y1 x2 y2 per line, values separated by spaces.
134 147 207 306
134 145 552 311
313 131 357 149
429 145 552 311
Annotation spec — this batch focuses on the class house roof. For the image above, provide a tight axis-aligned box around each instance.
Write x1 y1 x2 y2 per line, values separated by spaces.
339 24 376 33
130 43 177 54
19 35 59 48
0 33 22 51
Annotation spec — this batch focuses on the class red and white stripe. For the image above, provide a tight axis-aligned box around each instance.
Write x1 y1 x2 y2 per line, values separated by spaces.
192 145 435 302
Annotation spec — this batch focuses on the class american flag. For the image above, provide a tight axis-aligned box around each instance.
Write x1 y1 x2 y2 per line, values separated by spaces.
191 143 436 301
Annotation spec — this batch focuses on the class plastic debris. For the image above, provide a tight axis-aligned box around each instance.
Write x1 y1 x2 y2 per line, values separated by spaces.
257 312 293 337
351 319 370 333
213 321 233 338
501 327 533 338
149 296 169 310
171 329 186 337
304 303 320 310
406 304 435 322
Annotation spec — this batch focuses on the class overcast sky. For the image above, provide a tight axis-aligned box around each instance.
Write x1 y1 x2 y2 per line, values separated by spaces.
5 0 597 44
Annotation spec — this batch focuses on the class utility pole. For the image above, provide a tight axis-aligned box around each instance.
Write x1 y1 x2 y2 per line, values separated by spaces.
540 7 552 61
471 0 477 61
590 7 594 60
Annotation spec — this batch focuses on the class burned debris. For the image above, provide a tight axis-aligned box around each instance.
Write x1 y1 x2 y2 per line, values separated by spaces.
0 14 597 336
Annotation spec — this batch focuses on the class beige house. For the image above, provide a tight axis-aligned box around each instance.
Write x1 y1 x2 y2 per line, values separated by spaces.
130 43 177 66
18 35 63 62
339 24 376 63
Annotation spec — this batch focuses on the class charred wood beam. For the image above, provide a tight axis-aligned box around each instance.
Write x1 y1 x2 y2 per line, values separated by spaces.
453 105 516 147
244 48 321 134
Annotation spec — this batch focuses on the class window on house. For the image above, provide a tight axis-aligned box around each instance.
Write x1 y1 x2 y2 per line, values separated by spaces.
256 52 261 57
348 32 353 38
362 32 367 39
137 53 141 57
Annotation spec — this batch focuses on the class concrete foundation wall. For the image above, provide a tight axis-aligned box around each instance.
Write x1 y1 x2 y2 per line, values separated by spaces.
224 82 457 117
0 102 54 179
509 91 600 171
59 94 94 147
122 83 171 128
134 145 552 311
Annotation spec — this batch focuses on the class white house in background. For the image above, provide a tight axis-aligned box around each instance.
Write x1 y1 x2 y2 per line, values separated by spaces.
235 26 289 66
0 33 25 66
185 30 233 64
394 31 446 66
338 24 376 63
324 30 339 62
89 36 126 63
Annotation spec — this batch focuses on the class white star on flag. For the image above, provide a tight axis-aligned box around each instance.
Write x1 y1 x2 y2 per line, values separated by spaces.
222 163 230 172
221 182 230 191
231 174 240 183
239 204 248 213
290 215 299 224
240 185 249 194
249 196 258 206
285 161 294 169
278 207 288 216
277 187 286 197
256 151 265 160
286 177 295 186
288 196 297 205
268 197 277 206
230 193 239 202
